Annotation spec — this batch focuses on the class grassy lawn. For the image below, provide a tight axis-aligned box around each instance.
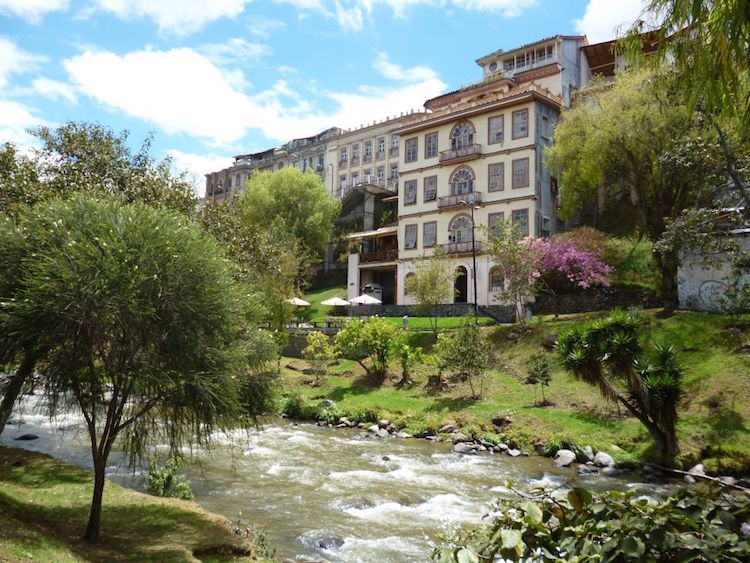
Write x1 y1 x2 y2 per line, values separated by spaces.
280 310 750 473
0 447 263 562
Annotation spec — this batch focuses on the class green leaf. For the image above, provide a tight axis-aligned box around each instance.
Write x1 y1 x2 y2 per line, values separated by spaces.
619 536 645 558
500 529 522 550
568 488 592 513
650 527 676 550
456 548 479 563
522 501 543 525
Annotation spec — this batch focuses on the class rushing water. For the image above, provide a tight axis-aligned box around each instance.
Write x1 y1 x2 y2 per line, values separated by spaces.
1 397 672 562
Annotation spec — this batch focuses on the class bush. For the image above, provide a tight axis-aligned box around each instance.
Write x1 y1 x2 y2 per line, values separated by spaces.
144 456 194 500
605 236 660 289
433 483 750 562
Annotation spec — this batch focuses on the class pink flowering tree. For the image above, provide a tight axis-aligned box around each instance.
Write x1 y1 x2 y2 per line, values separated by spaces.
539 238 613 293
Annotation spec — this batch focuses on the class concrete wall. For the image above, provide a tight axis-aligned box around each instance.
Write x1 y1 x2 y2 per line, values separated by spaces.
678 234 750 311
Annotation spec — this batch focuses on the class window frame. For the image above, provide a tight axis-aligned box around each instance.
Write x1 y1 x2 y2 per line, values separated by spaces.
512 109 529 140
404 224 418 250
404 179 417 205
488 162 504 192
423 175 437 202
489 266 504 293
488 115 504 145
511 157 529 189
425 132 438 158
512 208 529 236
405 137 418 163
423 221 437 248
488 212 505 233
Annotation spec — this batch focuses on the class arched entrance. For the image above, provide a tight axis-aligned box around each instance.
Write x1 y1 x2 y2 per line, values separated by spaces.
455 266 468 303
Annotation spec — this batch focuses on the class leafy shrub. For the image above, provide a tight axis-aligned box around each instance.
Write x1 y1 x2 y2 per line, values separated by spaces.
144 456 194 500
605 236 660 289
524 355 552 405
433 483 750 562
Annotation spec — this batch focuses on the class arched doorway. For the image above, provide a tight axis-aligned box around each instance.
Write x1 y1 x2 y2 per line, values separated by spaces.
455 266 468 303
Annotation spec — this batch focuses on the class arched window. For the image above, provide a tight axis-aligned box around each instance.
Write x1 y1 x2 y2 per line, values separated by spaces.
489 266 504 292
450 167 474 196
449 215 473 243
450 122 475 150
404 272 415 295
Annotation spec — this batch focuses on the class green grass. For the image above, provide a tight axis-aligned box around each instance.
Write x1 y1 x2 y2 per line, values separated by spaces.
0 447 263 562
279 310 750 472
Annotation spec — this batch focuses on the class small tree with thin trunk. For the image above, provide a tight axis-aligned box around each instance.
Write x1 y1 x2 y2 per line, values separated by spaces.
556 310 684 460
436 316 490 399
404 248 457 337
302 331 336 383
335 316 400 382
0 195 249 540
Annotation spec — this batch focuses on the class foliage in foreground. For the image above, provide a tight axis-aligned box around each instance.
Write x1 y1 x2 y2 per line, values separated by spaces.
433 483 750 562
335 316 400 381
144 456 194 500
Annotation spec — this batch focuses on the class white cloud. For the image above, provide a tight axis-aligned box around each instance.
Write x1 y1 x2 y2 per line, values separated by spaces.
451 0 535 17
90 0 253 34
574 0 645 44
0 0 68 23
32 77 77 103
63 46 446 148
373 52 437 82
201 38 271 66
168 149 235 197
0 99 48 146
278 65 298 74
0 37 45 88
247 17 286 38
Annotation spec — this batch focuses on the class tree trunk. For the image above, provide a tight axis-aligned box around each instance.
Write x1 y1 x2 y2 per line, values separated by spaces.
0 352 36 436
657 251 679 314
84 453 107 541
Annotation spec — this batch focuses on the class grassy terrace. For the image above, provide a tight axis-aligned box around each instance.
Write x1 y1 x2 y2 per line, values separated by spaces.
0 447 262 562
281 310 750 474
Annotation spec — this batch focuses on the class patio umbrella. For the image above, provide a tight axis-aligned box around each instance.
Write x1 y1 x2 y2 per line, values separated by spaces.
320 297 351 306
286 297 311 306
349 294 382 305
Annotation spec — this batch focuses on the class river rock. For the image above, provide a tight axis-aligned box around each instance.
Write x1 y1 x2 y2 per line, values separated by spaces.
684 474 696 484
451 432 470 444
335 423 348 428
322 399 336 408
594 452 615 468
494 443 509 452
376 428 389 439
521 451 530 457
317 420 328 426
367 424 379 433
453 442 475 455
476 445 487 452
507 448 521 457
720 476 737 486
317 537 344 550
356 422 365 429
386 424 397 433
378 419 390 428
425 435 441 442
14 434 39 441
396 432 412 439
438 424 457 434
688 463 706 477
601 467 625 477
415 429 436 439
577 465 599 475
553 449 576 467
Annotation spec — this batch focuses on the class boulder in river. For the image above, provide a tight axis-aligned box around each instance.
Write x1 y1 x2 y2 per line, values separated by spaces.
577 464 599 475
14 434 38 441
601 467 625 477
367 424 379 433
553 449 576 467
593 451 615 468
438 424 457 433
317 537 344 550
376 428 389 439
453 442 475 455
451 432 470 444
378 419 390 428
506 448 521 457
688 463 705 477
396 432 412 439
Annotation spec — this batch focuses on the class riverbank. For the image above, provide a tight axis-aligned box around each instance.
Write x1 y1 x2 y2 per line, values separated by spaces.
280 310 750 475
0 446 264 562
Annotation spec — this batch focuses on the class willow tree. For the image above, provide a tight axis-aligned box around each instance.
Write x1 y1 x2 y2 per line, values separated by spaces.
0 195 248 540
546 68 723 312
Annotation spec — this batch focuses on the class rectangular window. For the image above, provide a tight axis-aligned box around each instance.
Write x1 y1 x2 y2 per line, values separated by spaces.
352 144 360 159
365 141 372 156
390 164 398 179
404 224 417 249
377 166 384 180
352 173 359 186
378 138 385 153
364 169 371 183
423 175 437 202
340 148 348 162
512 109 528 139
339 176 346 191
391 135 399 148
423 221 437 248
405 138 418 162
512 157 529 189
488 212 505 233
425 132 438 158
541 115 549 139
488 116 503 144
512 208 529 236
488 162 504 192
490 269 504 292
404 179 417 205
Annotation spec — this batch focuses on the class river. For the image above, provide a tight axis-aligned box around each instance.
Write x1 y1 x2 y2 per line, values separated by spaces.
0 397 672 562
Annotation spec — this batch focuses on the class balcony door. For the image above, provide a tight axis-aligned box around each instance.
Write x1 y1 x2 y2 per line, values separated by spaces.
454 266 468 303
450 168 474 196
450 122 475 150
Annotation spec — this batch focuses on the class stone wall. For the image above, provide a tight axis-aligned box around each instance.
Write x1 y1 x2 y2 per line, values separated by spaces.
345 303 517 323
529 286 661 315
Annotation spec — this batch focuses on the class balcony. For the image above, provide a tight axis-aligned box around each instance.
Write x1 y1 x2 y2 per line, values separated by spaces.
339 159 348 168
376 151 385 160
352 176 397 192
439 143 482 164
363 154 372 163
360 248 398 264
440 240 483 255
438 191 482 210
389 147 399 157
351 157 360 166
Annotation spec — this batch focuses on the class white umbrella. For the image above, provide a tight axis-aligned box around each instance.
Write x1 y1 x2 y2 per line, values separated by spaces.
321 297 351 306
286 297 311 306
350 294 382 305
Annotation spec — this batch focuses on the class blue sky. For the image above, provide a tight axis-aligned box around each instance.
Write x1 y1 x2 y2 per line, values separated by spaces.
0 0 644 195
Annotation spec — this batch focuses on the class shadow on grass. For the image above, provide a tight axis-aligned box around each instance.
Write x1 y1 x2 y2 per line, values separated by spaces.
568 408 621 430
708 409 747 438
425 396 478 413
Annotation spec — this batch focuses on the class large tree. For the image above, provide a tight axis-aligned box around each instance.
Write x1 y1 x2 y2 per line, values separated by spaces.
0 122 198 436
0 195 251 540
546 68 724 312
404 248 457 337
235 167 340 262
